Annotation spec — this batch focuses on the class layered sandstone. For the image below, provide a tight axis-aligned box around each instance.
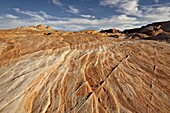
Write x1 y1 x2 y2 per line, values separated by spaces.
0 23 170 113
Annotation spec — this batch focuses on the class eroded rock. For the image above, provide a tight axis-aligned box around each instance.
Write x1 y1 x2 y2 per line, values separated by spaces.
0 22 170 113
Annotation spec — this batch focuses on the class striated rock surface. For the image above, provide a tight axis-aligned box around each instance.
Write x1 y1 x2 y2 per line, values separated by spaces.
0 22 170 113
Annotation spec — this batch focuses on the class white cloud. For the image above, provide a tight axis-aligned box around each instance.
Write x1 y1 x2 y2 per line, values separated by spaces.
100 0 141 16
66 6 95 19
79 14 95 19
100 0 120 6
117 15 136 21
119 0 141 16
14 8 44 20
0 18 42 30
4 14 18 19
13 8 56 20
52 0 63 6
140 4 170 22
39 11 56 19
66 6 79 14
100 0 170 22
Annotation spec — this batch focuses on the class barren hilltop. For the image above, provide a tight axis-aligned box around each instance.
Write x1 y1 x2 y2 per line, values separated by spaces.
0 21 170 113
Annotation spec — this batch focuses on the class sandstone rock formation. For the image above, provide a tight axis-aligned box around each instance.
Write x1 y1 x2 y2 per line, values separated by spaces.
99 21 170 42
0 21 170 113
100 28 126 39
18 24 53 31
100 28 121 34
121 21 170 42
36 24 46 29
46 26 52 31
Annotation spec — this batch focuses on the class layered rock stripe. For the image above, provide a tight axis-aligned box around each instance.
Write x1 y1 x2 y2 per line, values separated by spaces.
0 27 170 113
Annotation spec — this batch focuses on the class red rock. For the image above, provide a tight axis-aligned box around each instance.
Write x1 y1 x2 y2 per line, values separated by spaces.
36 24 46 30
0 22 170 113
46 26 52 30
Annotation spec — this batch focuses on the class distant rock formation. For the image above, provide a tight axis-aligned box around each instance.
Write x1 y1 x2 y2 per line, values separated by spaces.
19 24 53 31
99 21 170 42
35 24 52 30
123 21 170 34
100 28 121 34
121 20 170 41
36 24 46 30
161 21 170 32
99 28 126 39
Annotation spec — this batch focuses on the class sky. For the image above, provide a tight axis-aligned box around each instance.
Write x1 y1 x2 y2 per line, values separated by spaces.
0 0 170 31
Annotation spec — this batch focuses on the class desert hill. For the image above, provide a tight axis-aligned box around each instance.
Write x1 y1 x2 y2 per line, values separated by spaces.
0 21 170 113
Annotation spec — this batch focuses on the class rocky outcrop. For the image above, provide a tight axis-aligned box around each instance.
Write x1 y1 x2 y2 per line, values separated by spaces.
122 21 170 34
19 24 53 31
120 21 170 41
0 22 170 113
36 24 46 30
36 24 53 30
99 21 170 41
100 28 121 34
100 28 126 39
46 26 52 30
161 22 170 32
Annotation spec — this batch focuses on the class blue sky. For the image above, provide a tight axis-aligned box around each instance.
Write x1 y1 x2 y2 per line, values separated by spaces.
0 0 170 31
